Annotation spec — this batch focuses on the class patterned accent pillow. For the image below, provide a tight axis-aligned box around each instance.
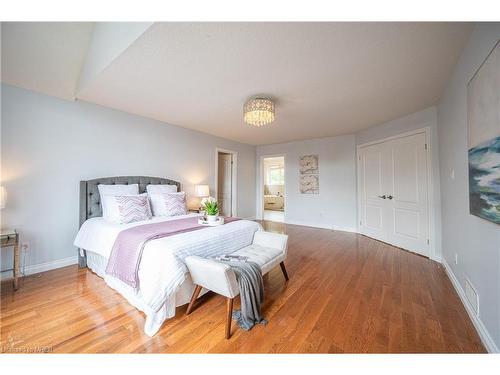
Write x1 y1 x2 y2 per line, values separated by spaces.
115 195 152 224
163 192 187 216
99 184 140 223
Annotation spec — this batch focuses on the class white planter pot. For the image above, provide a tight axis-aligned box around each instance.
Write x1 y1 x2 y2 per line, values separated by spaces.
206 214 218 222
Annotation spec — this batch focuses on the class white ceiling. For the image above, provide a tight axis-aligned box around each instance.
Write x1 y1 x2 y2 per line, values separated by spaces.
1 22 472 145
1 22 94 100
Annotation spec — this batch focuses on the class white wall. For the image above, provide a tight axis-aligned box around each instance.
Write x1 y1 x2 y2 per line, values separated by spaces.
355 106 442 261
437 24 500 352
0 84 256 274
256 135 357 231
356 106 438 145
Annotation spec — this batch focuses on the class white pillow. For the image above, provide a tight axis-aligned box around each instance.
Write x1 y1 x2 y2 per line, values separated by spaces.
98 184 139 222
101 193 152 224
146 184 177 194
98 183 139 197
149 192 187 217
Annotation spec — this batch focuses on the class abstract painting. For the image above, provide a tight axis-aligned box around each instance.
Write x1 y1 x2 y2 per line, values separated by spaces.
299 175 319 194
299 155 319 174
467 40 500 225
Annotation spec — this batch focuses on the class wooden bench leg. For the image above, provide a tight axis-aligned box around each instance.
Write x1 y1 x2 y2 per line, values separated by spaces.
13 235 20 290
226 297 234 339
280 261 289 281
186 285 202 315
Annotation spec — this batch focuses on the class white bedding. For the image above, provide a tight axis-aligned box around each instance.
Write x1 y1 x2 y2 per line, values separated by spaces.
74 213 261 336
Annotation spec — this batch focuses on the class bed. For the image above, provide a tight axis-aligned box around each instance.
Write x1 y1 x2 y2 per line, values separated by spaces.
74 176 261 336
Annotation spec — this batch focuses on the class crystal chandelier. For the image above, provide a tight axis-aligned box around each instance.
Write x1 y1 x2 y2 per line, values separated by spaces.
243 97 275 127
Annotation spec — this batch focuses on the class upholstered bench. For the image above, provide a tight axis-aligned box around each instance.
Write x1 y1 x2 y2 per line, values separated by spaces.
184 231 289 339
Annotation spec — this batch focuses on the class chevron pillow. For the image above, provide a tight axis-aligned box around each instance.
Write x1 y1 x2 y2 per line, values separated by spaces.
163 192 187 216
149 192 187 217
115 194 152 224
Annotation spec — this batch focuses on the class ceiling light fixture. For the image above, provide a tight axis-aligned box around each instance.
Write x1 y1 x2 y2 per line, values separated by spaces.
243 97 275 127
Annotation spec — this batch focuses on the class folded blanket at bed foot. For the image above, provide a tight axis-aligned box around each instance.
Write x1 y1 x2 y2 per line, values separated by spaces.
228 261 268 330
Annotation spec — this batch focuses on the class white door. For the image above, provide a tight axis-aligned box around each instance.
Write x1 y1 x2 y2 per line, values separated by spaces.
387 133 429 255
358 143 388 242
217 153 232 216
359 132 430 257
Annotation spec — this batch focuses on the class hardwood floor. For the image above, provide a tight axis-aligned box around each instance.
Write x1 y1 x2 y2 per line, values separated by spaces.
0 221 485 353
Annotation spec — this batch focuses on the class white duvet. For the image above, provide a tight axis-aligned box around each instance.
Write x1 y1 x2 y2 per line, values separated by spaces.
74 213 261 336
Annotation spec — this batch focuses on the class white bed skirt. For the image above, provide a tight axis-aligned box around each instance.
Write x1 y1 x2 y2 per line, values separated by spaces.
86 251 207 336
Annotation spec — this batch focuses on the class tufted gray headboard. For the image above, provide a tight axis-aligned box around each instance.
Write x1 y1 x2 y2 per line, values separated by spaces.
78 176 181 267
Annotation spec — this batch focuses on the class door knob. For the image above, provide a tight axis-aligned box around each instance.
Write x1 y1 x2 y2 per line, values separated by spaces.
387 195 393 200
378 195 386 199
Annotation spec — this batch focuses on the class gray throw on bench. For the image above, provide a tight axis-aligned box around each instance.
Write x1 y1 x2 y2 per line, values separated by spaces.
229 261 267 330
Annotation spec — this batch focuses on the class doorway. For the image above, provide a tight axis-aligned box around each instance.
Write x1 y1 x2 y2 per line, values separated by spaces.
357 129 431 257
262 156 285 223
215 148 237 217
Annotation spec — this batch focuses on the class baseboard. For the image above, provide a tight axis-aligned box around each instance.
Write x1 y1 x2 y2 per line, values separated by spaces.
442 258 499 353
0 255 78 280
284 219 332 230
332 225 358 233
430 255 442 263
284 220 357 233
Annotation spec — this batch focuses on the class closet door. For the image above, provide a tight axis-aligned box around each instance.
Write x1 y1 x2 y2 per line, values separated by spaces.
358 131 430 257
385 133 429 256
358 142 390 243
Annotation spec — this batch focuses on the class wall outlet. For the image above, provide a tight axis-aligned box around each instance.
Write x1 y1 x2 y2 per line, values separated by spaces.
454 253 458 265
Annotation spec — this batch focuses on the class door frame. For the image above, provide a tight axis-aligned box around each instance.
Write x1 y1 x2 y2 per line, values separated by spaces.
214 147 238 217
258 154 286 221
356 126 438 261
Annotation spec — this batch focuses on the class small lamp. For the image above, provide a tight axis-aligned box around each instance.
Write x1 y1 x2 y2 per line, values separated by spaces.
194 185 210 198
194 185 209 211
0 186 6 209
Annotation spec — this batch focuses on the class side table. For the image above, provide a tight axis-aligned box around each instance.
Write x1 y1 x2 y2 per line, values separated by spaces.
1 229 20 290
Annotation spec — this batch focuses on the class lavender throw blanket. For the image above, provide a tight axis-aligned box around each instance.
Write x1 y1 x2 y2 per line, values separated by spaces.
106 216 240 289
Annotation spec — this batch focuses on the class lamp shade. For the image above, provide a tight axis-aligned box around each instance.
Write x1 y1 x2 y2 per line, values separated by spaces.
194 185 209 197
0 186 6 209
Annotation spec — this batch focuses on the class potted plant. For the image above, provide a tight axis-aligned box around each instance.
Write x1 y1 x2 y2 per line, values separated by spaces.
202 197 219 222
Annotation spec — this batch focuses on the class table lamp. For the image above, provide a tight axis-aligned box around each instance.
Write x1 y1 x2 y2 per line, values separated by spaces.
194 185 209 211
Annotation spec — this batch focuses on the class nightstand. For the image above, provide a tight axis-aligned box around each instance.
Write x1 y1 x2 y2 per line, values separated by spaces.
1 229 20 290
